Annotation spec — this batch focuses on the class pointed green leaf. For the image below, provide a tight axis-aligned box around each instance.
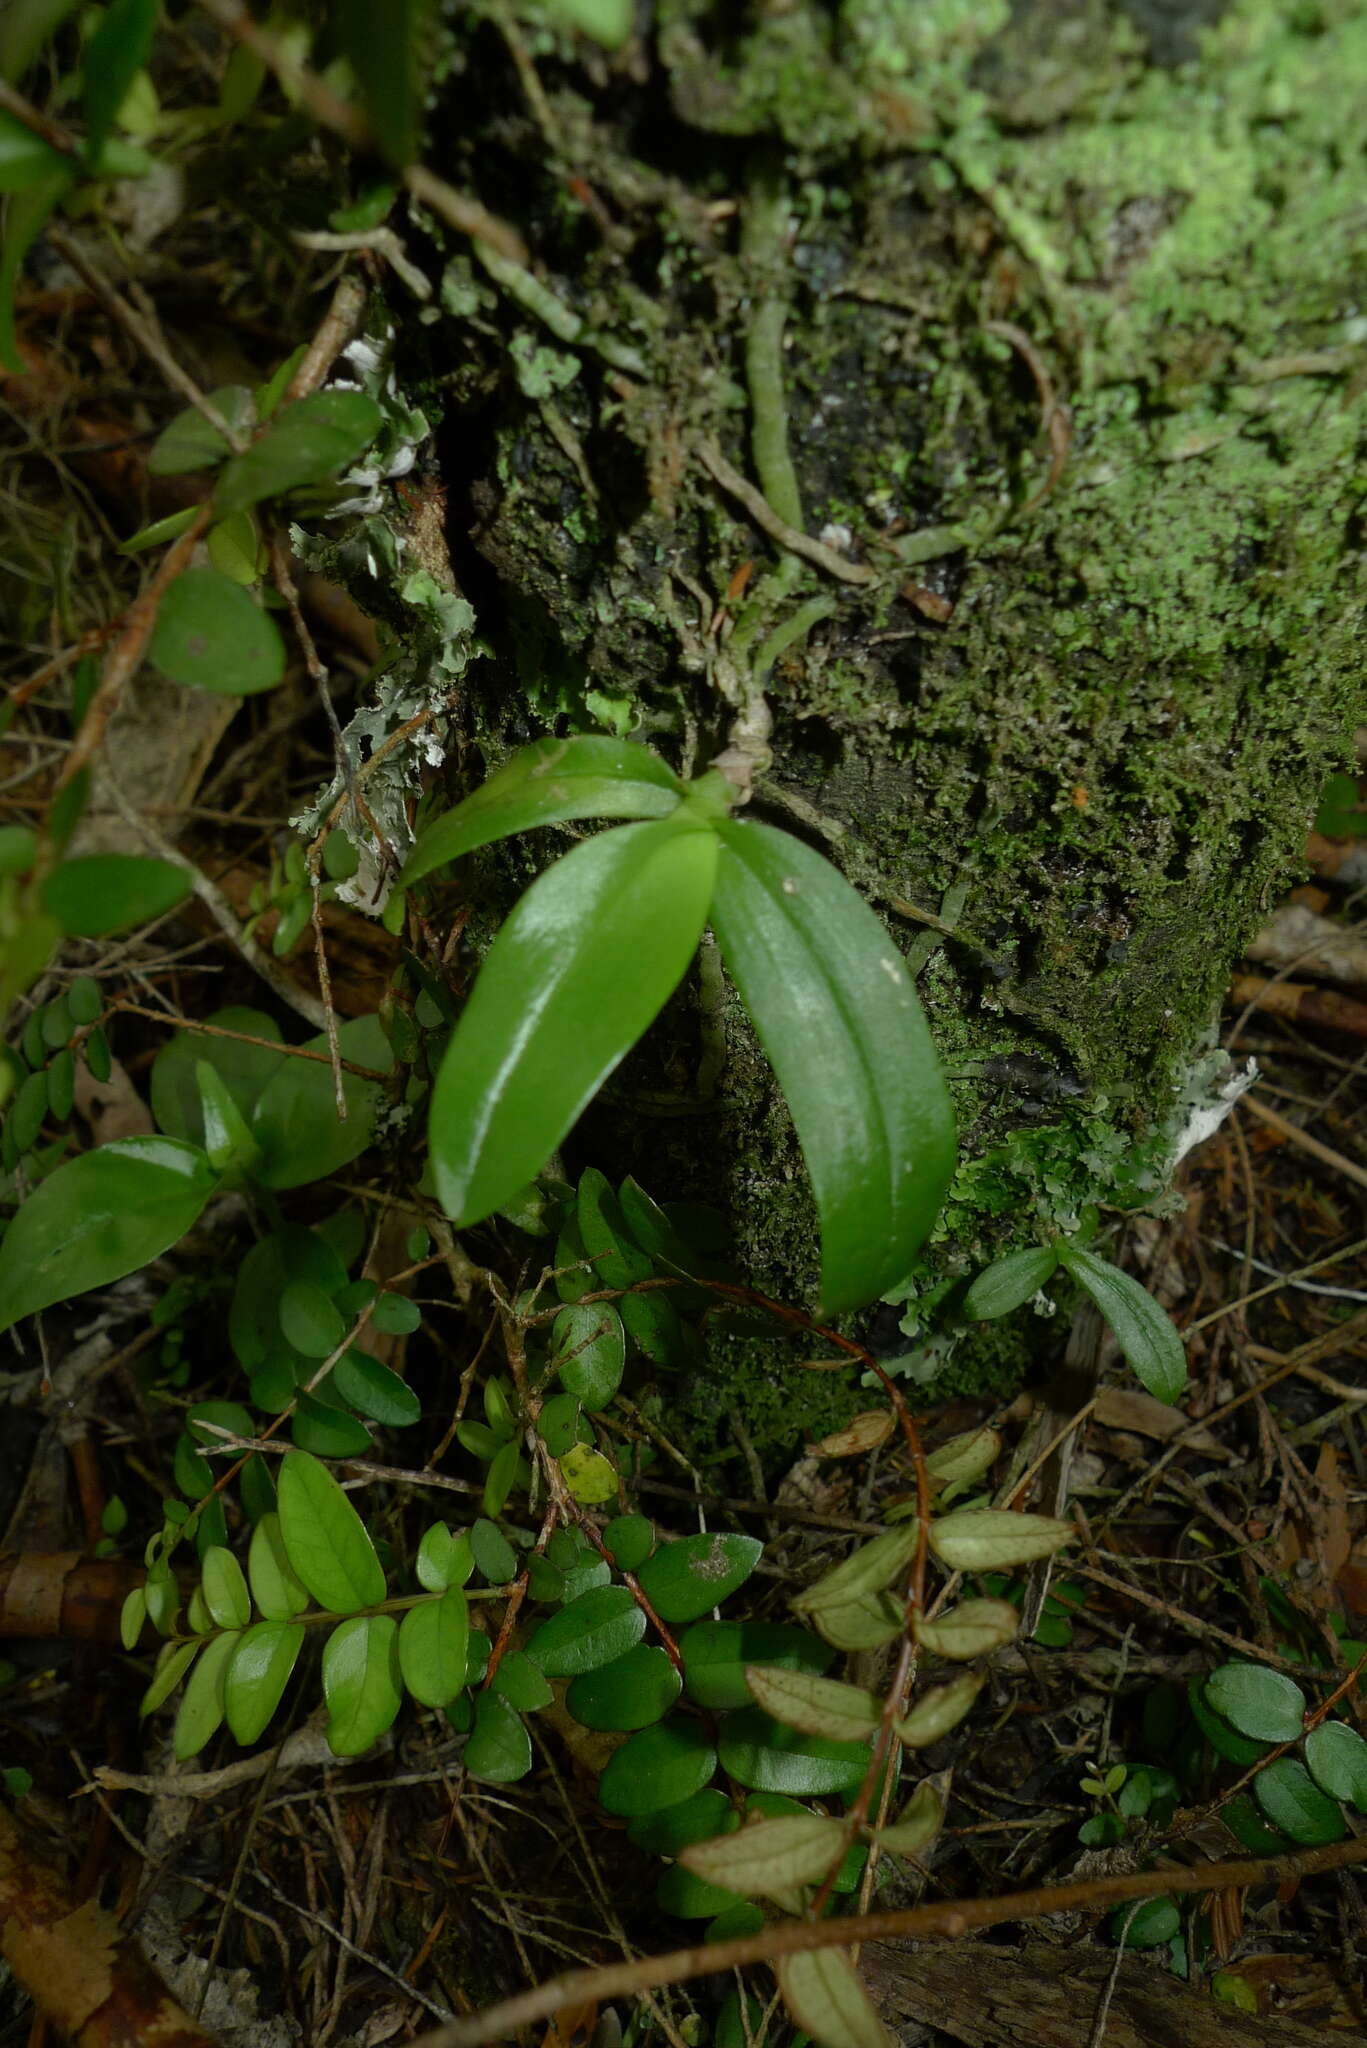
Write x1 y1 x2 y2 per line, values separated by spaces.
576 1167 652 1288
681 1813 849 1898
151 1006 284 1144
598 1716 717 1816
200 1546 252 1630
552 1300 626 1410
174 1628 239 1760
146 569 286 695
0 1137 215 1335
291 1391 373 1459
250 1013 392 1189
147 387 256 476
0 111 70 192
1205 1662 1305 1743
743 1666 881 1742
120 1588 147 1652
276 1450 386 1614
915 1599 1019 1660
322 1614 402 1756
709 818 955 1315
141 1639 201 1718
564 1644 681 1731
777 1948 892 2048
928 1510 1075 1573
398 736 684 889
332 1350 422 1427
524 1585 645 1678
213 390 384 517
225 1620 305 1743
195 1059 262 1175
1 177 72 374
247 1513 310 1621
429 814 717 1225
1057 1245 1187 1403
42 854 192 936
961 1246 1059 1321
399 1587 469 1708
81 0 157 156
635 1532 762 1625
463 1689 532 1783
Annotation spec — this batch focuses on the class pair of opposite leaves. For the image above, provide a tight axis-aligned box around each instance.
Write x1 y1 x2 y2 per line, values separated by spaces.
399 736 958 1317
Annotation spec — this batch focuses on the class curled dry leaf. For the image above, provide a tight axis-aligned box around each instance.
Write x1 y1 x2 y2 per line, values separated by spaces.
808 1408 896 1457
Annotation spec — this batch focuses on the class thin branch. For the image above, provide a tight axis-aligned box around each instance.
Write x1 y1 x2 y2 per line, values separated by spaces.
696 439 878 587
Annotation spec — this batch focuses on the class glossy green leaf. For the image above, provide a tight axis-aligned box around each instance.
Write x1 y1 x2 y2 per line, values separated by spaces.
291 1390 373 1458
42 854 191 936
1218 1793 1289 1856
743 1665 880 1742
682 1812 849 1899
552 1300 626 1410
463 1689 532 1783
1205 1663 1305 1743
636 1532 762 1625
322 1615 402 1756
416 1525 473 1592
491 1650 554 1712
230 1226 347 1374
213 390 384 518
619 1287 688 1366
279 1280 346 1358
250 1014 392 1188
1304 1722 1367 1810
483 1437 523 1516
371 1292 420 1335
195 1059 261 1174
718 1708 870 1797
1 176 72 373
151 1006 284 1146
682 1620 835 1710
628 1788 736 1858
577 1167 652 1288
276 1450 386 1614
564 1644 681 1731
470 1519 517 1584
146 569 286 695
1254 1756 1346 1844
399 1587 469 1708
225 1620 305 1743
140 1640 200 1718
709 817 955 1315
147 386 255 476
201 1546 252 1631
0 1137 215 1334
333 1350 422 1427
1108 1898 1180 1950
335 0 428 162
1187 1678 1269 1767
120 1588 146 1652
81 0 157 155
603 1514 654 1572
0 110 69 192
536 1391 590 1459
777 1948 892 2048
247 1513 310 1621
173 1629 239 1760
655 1861 744 1920
961 1246 1059 1321
525 1585 645 1678
927 1509 1075 1573
398 736 684 889
428 814 718 1226
1057 1245 1187 1404
597 1716 717 1816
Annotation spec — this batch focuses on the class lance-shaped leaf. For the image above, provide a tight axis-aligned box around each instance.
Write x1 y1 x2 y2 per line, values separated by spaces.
0 1137 216 1335
928 1509 1075 1573
790 1526 918 1618
174 1629 239 1760
399 736 685 888
277 1451 386 1614
876 1777 946 1855
213 390 384 517
915 1599 1019 1660
429 814 718 1226
744 1666 881 1742
226 1620 305 1744
709 819 955 1315
1057 1244 1187 1404
895 1672 984 1748
680 1814 849 1898
322 1615 403 1756
777 1950 892 2048
961 1246 1059 1321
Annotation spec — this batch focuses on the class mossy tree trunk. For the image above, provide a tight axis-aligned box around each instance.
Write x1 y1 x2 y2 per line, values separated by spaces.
409 0 1363 1451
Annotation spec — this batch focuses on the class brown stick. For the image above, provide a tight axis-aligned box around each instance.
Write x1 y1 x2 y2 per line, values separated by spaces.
405 1838 1367 2048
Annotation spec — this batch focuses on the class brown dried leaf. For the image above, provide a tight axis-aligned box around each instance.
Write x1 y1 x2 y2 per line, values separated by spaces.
807 1409 895 1457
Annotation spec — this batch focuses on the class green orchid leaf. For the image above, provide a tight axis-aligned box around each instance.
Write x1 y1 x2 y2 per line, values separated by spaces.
322 1615 403 1756
1253 1757 1346 1845
42 854 191 937
336 0 429 165
225 1620 305 1744
250 1014 392 1189
146 567 286 696
276 1450 386 1614
961 1246 1060 1321
602 1514 654 1572
195 1060 262 1175
398 1587 470 1708
151 1006 285 1145
140 1640 200 1719
682 1813 850 1900
147 386 256 476
416 1525 473 1593
0 1137 215 1334
0 111 70 192
1057 1245 1187 1404
1 177 73 373
213 390 384 517
428 814 718 1226
709 818 956 1315
291 1390 374 1459
398 736 684 890
81 0 157 157
332 1350 422 1427
1304 1723 1367 1810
